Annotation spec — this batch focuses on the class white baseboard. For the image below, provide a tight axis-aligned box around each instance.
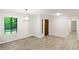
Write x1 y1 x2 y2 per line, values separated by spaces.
53 34 68 38
0 35 32 44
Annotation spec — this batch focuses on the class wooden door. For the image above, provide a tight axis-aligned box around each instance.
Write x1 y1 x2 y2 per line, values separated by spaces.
45 20 49 36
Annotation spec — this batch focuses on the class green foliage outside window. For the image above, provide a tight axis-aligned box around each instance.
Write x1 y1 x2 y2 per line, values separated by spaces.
4 16 17 34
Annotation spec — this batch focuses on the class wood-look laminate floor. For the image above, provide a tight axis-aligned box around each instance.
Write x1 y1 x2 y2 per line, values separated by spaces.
0 31 79 50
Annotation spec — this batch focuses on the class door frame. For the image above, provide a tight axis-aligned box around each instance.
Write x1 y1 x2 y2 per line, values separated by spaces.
69 18 78 36
43 19 49 36
71 21 77 32
69 20 78 33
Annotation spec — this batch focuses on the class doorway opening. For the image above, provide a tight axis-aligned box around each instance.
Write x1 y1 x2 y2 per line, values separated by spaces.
44 19 49 36
68 20 77 41
71 21 77 33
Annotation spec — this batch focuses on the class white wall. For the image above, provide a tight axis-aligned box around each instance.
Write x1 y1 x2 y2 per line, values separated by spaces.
31 15 69 38
0 11 32 44
30 15 42 38
29 15 54 38
50 15 69 38
30 14 79 39
27 14 79 40
26 15 78 38
77 19 79 40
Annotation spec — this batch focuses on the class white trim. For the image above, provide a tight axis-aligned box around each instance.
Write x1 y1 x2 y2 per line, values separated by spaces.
0 35 32 44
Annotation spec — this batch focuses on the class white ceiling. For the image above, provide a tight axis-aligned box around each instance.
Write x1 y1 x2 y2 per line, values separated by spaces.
24 9 79 16
26 9 79 16
1 9 79 16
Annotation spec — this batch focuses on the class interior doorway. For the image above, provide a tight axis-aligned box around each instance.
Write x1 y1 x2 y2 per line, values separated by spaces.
45 19 49 36
71 21 77 33
67 20 78 42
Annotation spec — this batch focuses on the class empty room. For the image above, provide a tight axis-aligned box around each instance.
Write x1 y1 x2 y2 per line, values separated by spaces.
0 9 79 50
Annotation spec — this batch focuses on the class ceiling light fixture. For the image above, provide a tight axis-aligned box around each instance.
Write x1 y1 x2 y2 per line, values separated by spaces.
24 17 29 21
53 13 62 16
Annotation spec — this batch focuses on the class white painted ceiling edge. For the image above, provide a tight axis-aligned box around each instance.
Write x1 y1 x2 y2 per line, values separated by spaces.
27 9 79 16
18 9 79 17
0 9 27 15
1 9 79 17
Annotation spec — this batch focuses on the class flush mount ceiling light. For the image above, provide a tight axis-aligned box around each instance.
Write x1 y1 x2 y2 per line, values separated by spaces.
24 17 29 21
53 13 62 16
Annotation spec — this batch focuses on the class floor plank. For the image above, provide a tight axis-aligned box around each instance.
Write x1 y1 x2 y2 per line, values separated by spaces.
0 31 78 50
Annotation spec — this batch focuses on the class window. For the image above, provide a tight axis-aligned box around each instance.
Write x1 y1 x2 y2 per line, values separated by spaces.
4 16 17 34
